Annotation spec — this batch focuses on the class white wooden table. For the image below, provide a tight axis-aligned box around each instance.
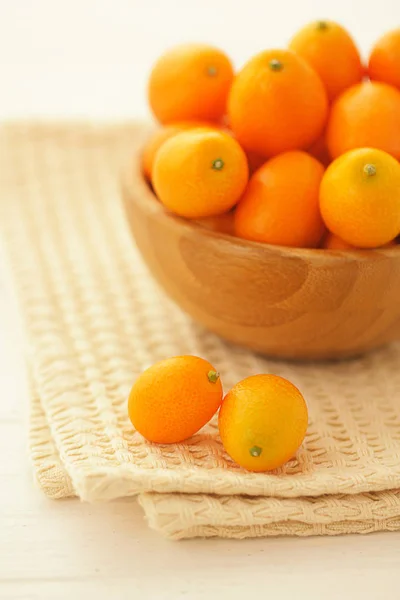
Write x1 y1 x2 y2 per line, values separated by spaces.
1 1 400 597
2 283 400 600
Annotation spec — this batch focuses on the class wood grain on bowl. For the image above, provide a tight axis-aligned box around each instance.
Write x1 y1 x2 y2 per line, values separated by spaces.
121 144 400 360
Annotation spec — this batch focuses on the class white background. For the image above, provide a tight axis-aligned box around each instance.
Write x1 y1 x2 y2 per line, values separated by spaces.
1 0 399 120
1 1 400 599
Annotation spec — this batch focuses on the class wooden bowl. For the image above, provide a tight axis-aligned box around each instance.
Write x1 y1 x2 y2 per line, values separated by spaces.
121 150 400 361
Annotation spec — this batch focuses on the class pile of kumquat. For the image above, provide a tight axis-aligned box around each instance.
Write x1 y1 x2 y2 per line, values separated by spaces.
143 23 400 250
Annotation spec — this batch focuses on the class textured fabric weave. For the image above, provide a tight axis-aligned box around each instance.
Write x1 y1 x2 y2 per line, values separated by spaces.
2 121 400 539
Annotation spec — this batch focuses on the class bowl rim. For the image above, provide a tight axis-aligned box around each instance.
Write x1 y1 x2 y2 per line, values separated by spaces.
122 147 400 265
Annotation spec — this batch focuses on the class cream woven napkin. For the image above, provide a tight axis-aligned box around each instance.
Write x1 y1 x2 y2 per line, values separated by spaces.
2 121 400 539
